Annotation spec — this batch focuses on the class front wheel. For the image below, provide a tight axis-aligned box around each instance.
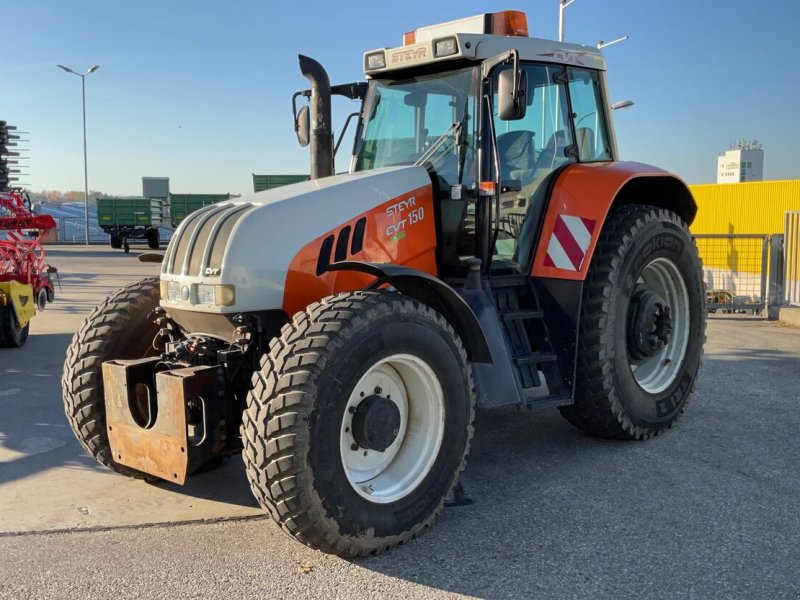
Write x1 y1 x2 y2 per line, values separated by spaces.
242 291 476 557
559 204 705 440
62 277 161 478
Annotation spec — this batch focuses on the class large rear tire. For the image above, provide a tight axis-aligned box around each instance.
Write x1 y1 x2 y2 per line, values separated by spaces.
242 291 476 557
559 205 705 440
62 277 161 478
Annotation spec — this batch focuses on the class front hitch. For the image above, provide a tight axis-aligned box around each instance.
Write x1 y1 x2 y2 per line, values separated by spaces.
103 358 226 483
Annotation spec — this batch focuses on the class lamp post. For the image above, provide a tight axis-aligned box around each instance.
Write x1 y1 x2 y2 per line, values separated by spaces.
558 0 576 42
57 64 99 245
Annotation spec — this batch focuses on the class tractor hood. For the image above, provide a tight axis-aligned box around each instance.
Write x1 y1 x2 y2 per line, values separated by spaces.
160 165 436 319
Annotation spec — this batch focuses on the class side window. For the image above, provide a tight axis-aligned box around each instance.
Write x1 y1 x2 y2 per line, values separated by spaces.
360 89 416 169
567 69 612 162
491 64 574 270
493 64 575 186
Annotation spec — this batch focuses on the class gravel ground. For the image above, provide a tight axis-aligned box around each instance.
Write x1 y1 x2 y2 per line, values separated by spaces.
1 311 798 599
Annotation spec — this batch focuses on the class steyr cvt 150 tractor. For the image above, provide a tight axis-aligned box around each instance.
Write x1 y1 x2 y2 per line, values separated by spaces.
63 11 704 556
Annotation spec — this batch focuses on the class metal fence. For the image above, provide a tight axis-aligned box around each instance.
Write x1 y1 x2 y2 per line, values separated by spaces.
786 211 800 306
694 234 769 313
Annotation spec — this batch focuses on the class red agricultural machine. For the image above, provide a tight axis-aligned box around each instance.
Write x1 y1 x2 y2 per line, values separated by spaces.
0 188 58 347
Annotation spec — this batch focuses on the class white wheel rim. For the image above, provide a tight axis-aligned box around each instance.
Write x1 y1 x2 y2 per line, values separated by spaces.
629 257 691 394
340 353 445 504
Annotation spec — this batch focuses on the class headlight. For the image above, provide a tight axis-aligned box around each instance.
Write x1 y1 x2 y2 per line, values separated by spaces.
161 280 182 302
196 283 236 307
364 51 386 71
434 37 458 58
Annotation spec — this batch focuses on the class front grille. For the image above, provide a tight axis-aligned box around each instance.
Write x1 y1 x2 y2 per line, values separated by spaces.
163 203 256 276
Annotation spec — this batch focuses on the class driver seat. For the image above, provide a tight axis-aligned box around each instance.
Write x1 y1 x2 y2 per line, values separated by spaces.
497 130 536 187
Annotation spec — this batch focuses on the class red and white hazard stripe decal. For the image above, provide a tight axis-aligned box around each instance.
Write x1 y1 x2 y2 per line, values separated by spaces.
543 215 596 272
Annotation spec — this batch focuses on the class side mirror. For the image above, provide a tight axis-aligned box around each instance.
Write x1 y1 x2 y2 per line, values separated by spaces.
295 105 310 147
497 69 528 121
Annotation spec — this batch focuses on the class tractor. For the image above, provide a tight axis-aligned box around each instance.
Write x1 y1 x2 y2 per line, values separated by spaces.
63 11 705 556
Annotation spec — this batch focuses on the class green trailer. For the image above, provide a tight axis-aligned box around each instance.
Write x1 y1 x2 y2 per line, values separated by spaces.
169 194 233 227
252 174 308 193
96 197 163 251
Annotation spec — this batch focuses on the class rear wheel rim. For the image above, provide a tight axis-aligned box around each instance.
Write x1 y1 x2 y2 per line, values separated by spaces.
340 353 444 504
629 257 690 394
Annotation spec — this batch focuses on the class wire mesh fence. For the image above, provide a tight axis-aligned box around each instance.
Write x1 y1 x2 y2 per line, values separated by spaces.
694 234 768 313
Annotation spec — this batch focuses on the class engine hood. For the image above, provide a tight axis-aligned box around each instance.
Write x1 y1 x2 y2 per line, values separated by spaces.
160 165 436 316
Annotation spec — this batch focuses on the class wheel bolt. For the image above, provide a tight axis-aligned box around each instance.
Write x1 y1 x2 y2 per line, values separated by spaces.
351 443 359 451
348 406 356 414
374 386 382 394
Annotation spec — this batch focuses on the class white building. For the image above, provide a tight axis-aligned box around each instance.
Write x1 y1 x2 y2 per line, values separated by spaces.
716 140 764 183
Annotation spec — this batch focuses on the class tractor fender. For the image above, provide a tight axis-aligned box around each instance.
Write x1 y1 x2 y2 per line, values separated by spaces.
326 261 492 363
531 161 697 281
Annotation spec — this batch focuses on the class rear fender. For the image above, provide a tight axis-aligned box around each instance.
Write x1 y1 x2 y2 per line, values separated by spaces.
531 161 697 281
326 261 492 363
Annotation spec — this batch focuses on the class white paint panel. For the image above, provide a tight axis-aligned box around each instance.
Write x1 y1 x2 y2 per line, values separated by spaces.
160 166 431 314
561 215 592 252
546 235 576 271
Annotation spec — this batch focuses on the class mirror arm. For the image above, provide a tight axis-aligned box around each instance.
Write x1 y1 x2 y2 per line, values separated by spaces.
291 91 309 134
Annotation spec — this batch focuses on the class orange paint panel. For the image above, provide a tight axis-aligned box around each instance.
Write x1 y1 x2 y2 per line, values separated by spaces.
531 162 675 281
282 185 437 317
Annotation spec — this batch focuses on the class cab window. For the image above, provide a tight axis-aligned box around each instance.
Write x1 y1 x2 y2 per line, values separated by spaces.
567 68 612 162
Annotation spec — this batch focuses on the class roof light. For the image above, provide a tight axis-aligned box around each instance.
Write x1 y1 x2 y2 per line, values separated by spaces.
491 11 528 37
433 37 458 58
403 11 529 45
365 51 386 72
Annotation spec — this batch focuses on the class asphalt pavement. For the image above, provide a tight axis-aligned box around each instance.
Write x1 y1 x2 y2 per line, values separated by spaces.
1 246 798 599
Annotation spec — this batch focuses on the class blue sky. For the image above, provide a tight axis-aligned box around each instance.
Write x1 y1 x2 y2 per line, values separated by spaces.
2 0 799 195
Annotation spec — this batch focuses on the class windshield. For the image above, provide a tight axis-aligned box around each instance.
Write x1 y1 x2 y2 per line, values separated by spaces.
354 67 478 190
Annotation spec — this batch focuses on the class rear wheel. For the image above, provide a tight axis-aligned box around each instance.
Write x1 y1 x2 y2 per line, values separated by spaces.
559 204 705 440
62 277 161 478
0 305 29 348
242 291 476 556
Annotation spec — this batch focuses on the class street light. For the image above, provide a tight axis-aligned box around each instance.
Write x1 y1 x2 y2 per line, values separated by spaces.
57 63 99 245
558 0 576 42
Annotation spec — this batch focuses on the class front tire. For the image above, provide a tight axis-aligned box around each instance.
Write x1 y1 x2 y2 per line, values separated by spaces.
559 205 705 440
62 277 161 478
242 291 476 557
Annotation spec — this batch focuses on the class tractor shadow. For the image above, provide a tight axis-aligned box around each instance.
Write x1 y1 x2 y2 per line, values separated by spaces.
0 333 88 485
0 331 258 509
355 348 800 598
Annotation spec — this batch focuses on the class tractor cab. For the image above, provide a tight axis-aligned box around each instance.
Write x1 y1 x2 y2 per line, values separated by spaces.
297 11 615 278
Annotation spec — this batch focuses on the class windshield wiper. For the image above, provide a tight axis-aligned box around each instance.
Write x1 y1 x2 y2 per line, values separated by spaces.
414 121 462 167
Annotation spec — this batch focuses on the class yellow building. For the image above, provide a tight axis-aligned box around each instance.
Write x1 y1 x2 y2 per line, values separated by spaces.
688 180 800 297
689 179 800 235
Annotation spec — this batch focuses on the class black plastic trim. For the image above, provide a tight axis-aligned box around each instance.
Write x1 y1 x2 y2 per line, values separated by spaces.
326 261 492 363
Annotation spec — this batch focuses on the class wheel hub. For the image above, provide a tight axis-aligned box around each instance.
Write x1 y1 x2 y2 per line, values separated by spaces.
628 286 673 364
351 394 401 452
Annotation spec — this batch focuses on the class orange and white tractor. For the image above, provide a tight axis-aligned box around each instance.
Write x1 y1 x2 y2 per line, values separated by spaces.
63 11 705 556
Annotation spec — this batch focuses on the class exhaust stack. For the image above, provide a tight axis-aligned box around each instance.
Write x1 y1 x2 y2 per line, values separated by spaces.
298 55 334 179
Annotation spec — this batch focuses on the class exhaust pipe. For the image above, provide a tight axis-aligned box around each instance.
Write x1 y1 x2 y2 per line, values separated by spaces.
298 55 334 179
